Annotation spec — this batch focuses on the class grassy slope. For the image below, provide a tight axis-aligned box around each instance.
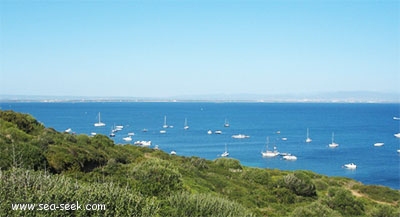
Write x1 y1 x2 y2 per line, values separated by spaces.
0 110 399 216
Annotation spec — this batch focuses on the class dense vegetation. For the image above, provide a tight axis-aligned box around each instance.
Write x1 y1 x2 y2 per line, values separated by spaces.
0 110 399 216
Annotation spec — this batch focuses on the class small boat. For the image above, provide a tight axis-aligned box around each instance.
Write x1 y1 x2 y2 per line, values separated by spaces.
90 132 97 136
281 137 288 141
94 112 106 127
374 142 384 147
328 132 339 148
134 141 151 146
261 137 279 157
393 117 400 120
214 130 222 134
207 130 212 135
153 145 159 150
394 133 400 138
232 134 250 139
123 136 132 142
65 128 72 133
163 116 168 128
128 132 135 136
283 155 297 161
344 163 357 169
224 118 230 127
305 128 312 143
160 130 166 134
397 149 400 154
142 128 148 132
115 125 124 131
170 151 176 155
184 118 189 130
221 144 229 157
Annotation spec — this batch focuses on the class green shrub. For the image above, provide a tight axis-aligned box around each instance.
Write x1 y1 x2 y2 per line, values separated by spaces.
325 187 365 216
131 158 183 196
283 172 317 197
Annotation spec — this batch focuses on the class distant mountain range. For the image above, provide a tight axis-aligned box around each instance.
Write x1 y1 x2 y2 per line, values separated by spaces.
0 91 399 103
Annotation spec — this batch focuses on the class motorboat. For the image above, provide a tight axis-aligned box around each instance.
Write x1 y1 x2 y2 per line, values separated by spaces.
283 155 297 161
134 141 151 146
394 133 400 138
160 130 166 134
214 130 222 134
374 142 384 147
232 134 250 139
207 130 212 135
122 136 132 142
170 151 176 155
344 163 357 169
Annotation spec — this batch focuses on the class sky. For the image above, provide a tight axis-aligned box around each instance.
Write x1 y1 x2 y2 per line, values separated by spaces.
0 0 399 98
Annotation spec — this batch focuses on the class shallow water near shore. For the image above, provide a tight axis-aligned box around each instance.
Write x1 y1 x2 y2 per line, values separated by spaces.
1 102 399 189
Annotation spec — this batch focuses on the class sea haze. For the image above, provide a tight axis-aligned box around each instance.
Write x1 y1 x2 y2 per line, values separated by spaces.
1 102 399 189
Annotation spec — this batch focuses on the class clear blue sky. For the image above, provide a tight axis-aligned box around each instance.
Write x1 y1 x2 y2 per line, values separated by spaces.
1 0 399 98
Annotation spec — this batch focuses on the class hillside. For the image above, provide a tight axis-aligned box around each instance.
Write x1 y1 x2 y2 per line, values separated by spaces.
0 110 399 217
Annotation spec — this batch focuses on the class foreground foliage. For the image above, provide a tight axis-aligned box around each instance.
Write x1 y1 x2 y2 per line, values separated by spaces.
0 110 399 216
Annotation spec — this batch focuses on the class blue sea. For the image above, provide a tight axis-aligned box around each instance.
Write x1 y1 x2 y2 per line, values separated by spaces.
1 102 399 189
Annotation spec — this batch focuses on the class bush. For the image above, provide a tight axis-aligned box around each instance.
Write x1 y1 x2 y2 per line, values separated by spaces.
161 192 256 217
131 158 183 196
283 172 317 197
325 187 365 216
290 201 341 217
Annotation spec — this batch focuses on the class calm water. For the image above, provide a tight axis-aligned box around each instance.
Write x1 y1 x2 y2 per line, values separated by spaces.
1 102 399 189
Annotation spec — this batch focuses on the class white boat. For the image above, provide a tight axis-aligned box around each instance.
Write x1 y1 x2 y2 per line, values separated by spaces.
394 133 400 138
214 130 222 134
184 118 189 130
90 132 97 136
163 116 168 128
305 128 312 143
128 132 135 136
374 142 384 147
224 118 230 127
123 136 132 142
328 132 339 148
261 137 279 157
221 144 229 157
134 140 151 146
170 151 176 155
232 134 250 139
94 112 106 127
142 128 148 132
115 125 123 131
160 130 166 134
397 149 400 154
281 137 288 141
65 128 72 133
283 155 297 161
207 130 212 135
344 163 357 169
393 117 400 120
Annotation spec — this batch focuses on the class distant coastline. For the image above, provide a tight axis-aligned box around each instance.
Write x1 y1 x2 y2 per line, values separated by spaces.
0 91 399 103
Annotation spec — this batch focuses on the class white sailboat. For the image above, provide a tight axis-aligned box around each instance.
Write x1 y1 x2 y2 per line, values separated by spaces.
221 144 229 157
184 118 189 130
305 128 312 143
224 118 230 127
261 137 279 157
328 132 339 148
94 112 106 127
344 163 357 169
163 115 168 128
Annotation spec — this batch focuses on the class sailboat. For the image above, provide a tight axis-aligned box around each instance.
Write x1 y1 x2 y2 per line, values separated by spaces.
184 118 189 130
328 132 339 148
163 116 168 128
305 128 312 143
261 137 279 157
224 118 230 127
94 112 106 127
221 144 229 157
